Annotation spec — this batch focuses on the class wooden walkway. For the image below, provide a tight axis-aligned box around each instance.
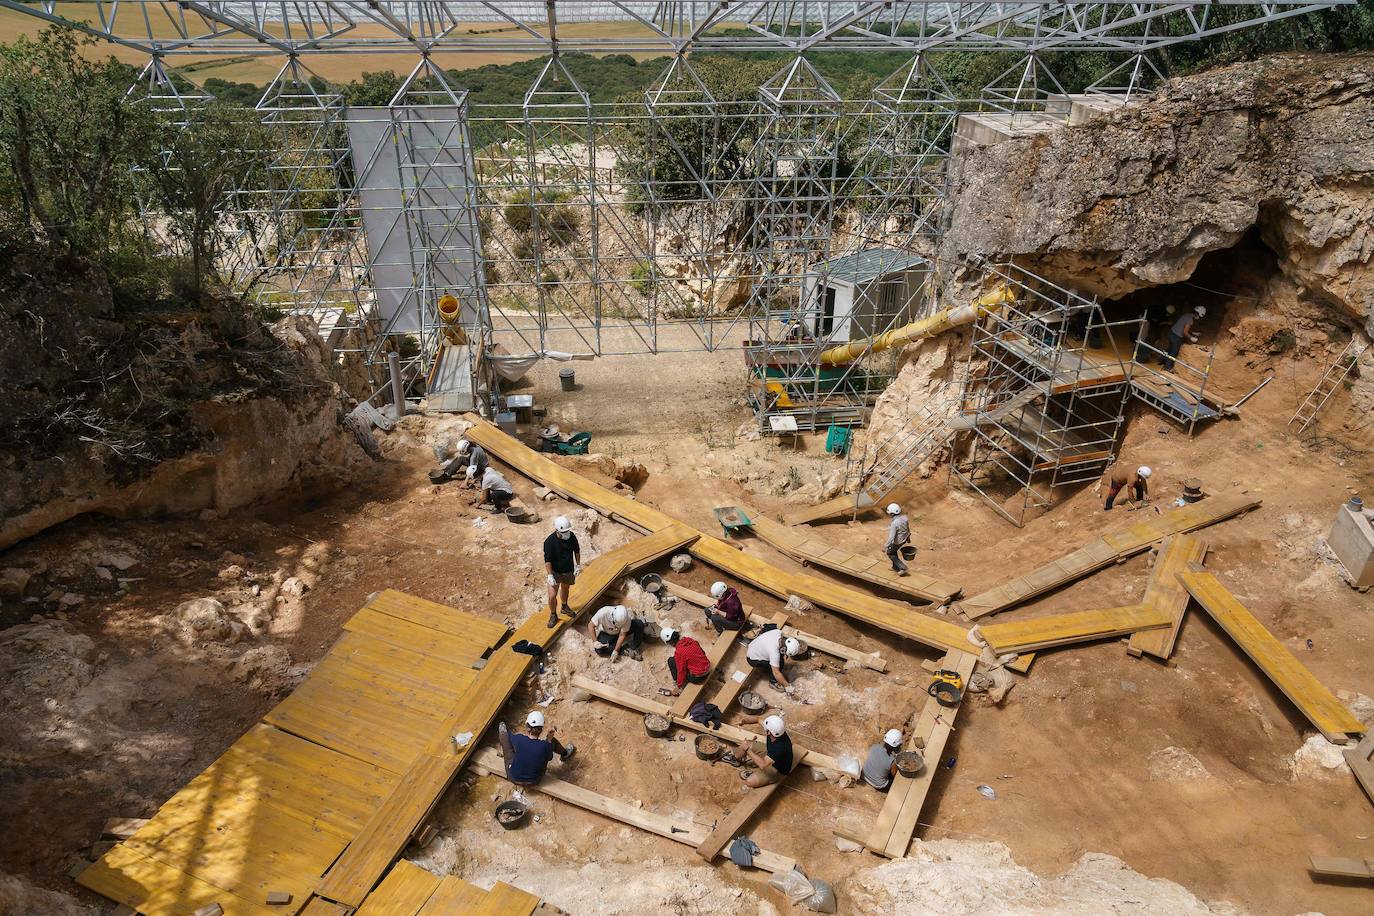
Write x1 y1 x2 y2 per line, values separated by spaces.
1127 535 1208 659
356 861 552 915
745 510 961 605
78 591 510 916
978 604 1169 655
1178 569 1364 744
959 494 1261 619
464 416 980 656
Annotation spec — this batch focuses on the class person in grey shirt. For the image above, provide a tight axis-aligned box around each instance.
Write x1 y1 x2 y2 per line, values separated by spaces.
862 728 905 790
884 503 911 577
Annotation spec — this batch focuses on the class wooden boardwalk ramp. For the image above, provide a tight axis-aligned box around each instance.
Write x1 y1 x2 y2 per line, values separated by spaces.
745 509 961 605
1127 535 1208 660
977 604 1170 655
1177 569 1364 745
959 494 1261 620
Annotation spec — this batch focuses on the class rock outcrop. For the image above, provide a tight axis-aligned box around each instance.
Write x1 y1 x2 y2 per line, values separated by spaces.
941 53 1374 333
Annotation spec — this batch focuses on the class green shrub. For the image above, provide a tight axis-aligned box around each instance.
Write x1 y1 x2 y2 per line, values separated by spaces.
630 260 655 297
544 204 582 246
510 235 534 261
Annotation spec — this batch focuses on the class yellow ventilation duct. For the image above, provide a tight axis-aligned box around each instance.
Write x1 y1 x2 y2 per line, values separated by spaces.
817 284 1015 366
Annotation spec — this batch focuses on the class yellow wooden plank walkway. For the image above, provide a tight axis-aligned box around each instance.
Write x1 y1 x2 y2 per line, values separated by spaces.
783 492 874 527
977 604 1169 654
1177 569 1364 744
959 494 1261 619
462 416 979 655
746 510 961 604
355 860 442 916
1127 535 1207 660
566 524 699 611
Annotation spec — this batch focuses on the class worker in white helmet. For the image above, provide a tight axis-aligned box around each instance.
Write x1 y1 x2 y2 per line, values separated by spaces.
661 626 711 696
543 515 581 629
1098 463 1151 511
738 713 795 788
587 604 644 660
1162 305 1206 370
497 709 575 785
745 626 806 692
472 465 515 512
884 503 912 577
861 728 907 791
704 580 746 634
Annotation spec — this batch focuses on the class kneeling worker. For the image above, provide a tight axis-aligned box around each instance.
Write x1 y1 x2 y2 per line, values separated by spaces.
662 626 710 696
861 728 905 791
588 604 644 660
498 710 575 786
1099 464 1151 511
742 714 794 788
745 627 805 693
472 465 515 511
705 581 746 633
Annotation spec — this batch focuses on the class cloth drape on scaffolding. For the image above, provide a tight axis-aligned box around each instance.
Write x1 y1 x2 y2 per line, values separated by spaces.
485 351 594 382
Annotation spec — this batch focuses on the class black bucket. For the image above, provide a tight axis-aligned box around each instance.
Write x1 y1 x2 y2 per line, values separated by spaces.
559 367 576 391
494 800 529 830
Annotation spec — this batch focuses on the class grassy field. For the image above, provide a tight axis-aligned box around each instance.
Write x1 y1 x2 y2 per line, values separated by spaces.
0 8 671 85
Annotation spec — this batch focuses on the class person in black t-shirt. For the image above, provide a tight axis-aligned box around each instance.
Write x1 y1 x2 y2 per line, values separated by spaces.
740 714 795 788
543 515 581 628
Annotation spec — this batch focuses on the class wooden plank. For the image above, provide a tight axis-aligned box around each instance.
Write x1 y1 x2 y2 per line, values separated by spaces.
670 625 740 717
879 650 978 858
1178 569 1364 743
748 511 961 604
959 495 1261 619
1309 856 1374 880
469 748 796 874
343 608 491 666
417 876 488 914
355 861 442 916
662 580 887 672
694 767 792 863
1344 734 1374 808
363 589 508 647
710 613 785 713
569 674 842 773
299 901 351 916
473 882 541 916
977 604 1169 655
783 493 873 527
566 525 700 612
77 844 277 916
1128 536 1208 660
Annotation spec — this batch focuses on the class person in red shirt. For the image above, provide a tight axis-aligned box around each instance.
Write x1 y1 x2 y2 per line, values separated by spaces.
662 627 711 696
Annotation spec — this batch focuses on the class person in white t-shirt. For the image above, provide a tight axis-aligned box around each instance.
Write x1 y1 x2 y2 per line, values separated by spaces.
587 604 644 660
745 626 805 691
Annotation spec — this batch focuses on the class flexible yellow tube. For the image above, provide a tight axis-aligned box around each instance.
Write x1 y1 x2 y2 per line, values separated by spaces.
817 284 1015 366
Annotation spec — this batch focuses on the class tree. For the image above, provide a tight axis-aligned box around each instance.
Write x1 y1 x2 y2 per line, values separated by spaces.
148 102 268 300
0 28 156 258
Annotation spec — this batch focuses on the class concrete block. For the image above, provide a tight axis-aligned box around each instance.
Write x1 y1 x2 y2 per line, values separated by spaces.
192 904 223 916
1329 506 1374 588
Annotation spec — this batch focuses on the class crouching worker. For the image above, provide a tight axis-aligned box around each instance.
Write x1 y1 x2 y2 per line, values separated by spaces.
662 626 710 696
588 604 644 660
472 465 515 512
740 714 794 788
498 711 575 786
705 581 746 633
861 728 905 791
745 627 805 693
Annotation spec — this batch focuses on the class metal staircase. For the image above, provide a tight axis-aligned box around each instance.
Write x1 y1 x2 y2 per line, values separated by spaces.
844 395 958 509
1290 338 1368 434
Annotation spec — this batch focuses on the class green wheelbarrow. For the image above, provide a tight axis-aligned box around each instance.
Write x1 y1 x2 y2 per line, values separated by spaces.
712 506 753 539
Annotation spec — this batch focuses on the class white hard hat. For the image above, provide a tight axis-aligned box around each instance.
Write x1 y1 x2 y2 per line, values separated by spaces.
456 438 471 454
465 465 477 479
784 636 803 658
710 582 727 599
660 626 678 643
883 728 903 748
886 503 901 516
611 605 628 626
763 715 785 737
1137 466 1152 478
554 515 572 533
526 711 545 728
1194 306 1206 317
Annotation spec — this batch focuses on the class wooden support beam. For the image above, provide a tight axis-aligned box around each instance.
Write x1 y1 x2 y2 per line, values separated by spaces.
1344 733 1374 809
469 748 796 874
1178 569 1364 744
1309 856 1374 881
695 766 795 863
662 580 887 672
570 675 843 773
567 525 699 613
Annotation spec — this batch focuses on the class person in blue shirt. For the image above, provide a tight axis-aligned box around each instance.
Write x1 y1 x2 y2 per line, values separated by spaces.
498 710 575 785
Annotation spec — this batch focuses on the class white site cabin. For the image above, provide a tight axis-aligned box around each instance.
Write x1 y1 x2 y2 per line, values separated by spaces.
799 248 930 345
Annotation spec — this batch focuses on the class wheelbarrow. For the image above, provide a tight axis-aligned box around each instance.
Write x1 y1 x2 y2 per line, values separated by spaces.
712 506 753 539
543 430 592 456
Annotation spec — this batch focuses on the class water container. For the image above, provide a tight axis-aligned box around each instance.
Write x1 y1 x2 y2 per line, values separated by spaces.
558 367 576 391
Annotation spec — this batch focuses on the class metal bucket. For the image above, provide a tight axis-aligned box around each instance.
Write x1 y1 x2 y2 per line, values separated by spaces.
695 734 726 761
738 691 767 714
894 750 925 778
494 800 529 830
644 713 671 738
559 367 576 391
900 545 917 561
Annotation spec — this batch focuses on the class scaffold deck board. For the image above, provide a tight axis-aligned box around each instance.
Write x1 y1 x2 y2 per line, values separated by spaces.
1128 535 1208 660
461 416 978 655
978 604 1168 654
470 748 795 875
959 494 1261 619
1345 734 1374 809
1177 569 1364 744
745 511 961 604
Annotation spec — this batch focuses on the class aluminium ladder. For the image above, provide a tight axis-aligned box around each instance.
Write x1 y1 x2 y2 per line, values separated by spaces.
1290 338 1368 434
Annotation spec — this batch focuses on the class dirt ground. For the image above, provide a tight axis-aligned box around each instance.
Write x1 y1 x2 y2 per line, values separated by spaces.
2 316 1372 914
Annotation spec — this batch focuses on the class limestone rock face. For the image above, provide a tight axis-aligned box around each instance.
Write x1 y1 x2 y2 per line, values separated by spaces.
941 53 1374 333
